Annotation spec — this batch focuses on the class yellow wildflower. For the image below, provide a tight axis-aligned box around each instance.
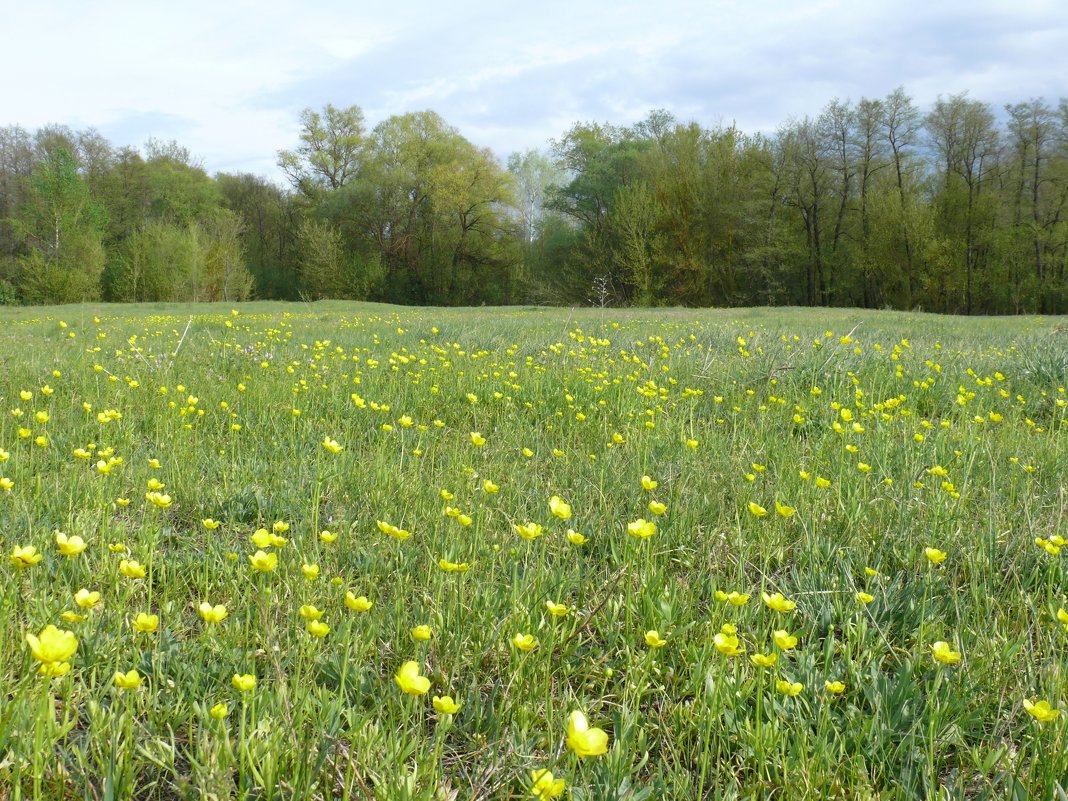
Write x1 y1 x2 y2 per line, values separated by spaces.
395 661 431 695
432 695 461 715
566 711 609 757
113 669 143 690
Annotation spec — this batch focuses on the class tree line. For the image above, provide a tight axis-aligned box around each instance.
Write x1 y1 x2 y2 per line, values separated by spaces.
2 88 1067 313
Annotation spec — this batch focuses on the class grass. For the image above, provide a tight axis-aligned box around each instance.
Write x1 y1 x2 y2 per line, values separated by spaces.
1 300 1067 800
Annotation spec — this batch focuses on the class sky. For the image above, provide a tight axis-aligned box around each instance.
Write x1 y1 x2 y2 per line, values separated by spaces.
2 0 1066 182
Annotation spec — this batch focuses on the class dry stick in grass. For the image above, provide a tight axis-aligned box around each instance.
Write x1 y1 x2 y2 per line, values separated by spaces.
576 565 631 637
169 318 194 365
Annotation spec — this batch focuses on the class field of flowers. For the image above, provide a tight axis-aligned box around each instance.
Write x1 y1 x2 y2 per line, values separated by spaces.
1 301 1067 800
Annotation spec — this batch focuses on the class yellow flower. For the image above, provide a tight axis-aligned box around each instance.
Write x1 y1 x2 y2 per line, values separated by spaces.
713 632 744 656
566 528 587 545
925 547 947 564
856 591 875 604
322 436 344 454
762 592 797 613
776 679 803 696
686 438 699 450
469 431 486 447
119 559 146 579
299 605 324 621
0 477 13 491
715 590 750 606
641 475 658 491
432 695 461 715
210 703 229 719
345 593 373 612
774 501 796 518
644 630 667 648
931 641 962 665
376 520 412 541
272 520 289 534
202 518 221 530
145 491 173 509
55 532 87 557
530 769 566 799
825 680 846 695
514 522 544 541
522 447 534 458
74 589 101 609
307 620 330 638
1023 698 1061 723
199 602 228 624
113 669 143 690
627 518 657 539
319 529 338 543
251 528 272 548
483 479 499 493
10 545 42 569
566 710 609 757
231 673 256 692
39 661 72 678
773 630 798 650
747 501 768 518
750 652 778 668
301 563 320 581
1058 608 1068 624
248 550 277 572
132 613 159 633
411 624 433 641
26 625 78 665
648 500 668 516
548 495 572 520
815 477 831 488
513 633 539 652
60 611 85 623
438 558 470 573
545 601 571 617
395 661 431 695
146 478 165 491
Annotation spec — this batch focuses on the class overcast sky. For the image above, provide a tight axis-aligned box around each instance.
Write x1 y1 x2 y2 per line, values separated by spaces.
3 0 1066 181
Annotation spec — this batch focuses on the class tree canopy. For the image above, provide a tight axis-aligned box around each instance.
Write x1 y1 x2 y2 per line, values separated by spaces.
3 90 1068 312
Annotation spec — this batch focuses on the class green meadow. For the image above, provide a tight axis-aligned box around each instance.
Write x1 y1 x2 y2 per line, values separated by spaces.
1 302 1067 800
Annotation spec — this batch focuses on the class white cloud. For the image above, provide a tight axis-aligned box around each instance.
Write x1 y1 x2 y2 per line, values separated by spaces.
2 0 1066 179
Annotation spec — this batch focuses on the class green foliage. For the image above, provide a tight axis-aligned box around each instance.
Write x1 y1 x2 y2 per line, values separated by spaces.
195 208 255 302
313 110 520 306
107 221 199 302
9 147 106 304
295 218 381 300
16 233 104 304
5 88 1068 312
216 172 299 299
277 104 366 197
